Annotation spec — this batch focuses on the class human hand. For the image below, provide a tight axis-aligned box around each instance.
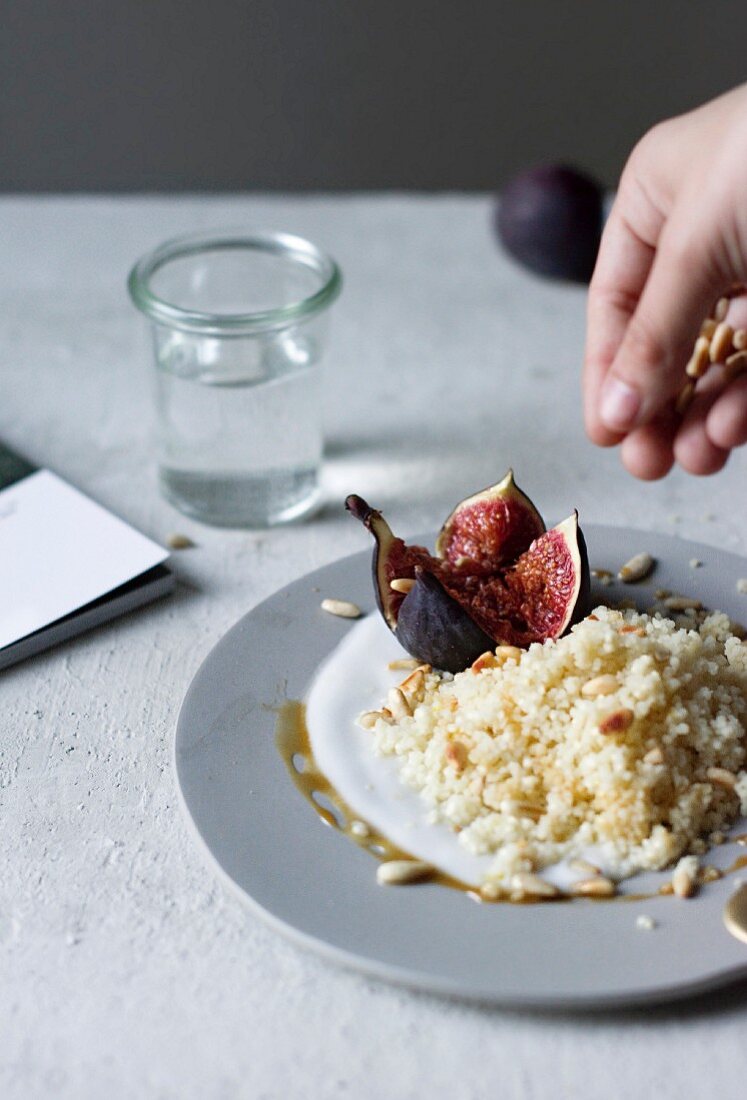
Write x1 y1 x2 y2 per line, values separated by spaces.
583 83 747 479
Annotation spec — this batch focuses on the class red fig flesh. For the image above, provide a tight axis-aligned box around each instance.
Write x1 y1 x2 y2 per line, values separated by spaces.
436 470 545 572
346 475 590 673
442 513 590 647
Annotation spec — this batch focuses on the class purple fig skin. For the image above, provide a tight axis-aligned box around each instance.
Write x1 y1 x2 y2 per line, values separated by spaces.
345 494 400 629
395 569 495 674
495 164 603 284
572 523 591 627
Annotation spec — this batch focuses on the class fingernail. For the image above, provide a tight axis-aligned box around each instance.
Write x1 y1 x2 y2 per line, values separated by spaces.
600 377 641 431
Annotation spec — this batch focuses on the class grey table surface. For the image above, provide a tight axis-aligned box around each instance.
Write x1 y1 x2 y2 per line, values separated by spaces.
2 194 747 1099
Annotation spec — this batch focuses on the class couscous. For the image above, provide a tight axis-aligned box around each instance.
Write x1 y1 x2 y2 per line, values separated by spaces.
361 606 747 892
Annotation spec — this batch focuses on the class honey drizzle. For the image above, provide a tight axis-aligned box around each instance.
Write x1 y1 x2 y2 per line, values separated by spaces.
275 700 747 906
275 701 466 892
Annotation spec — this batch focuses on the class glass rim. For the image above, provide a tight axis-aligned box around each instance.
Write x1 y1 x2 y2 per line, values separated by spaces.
127 229 342 334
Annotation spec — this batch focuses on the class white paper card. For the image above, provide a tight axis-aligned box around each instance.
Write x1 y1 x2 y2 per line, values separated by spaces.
0 470 169 651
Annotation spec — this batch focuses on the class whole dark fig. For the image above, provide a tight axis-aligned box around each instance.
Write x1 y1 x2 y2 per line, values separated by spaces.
496 164 603 283
345 473 590 672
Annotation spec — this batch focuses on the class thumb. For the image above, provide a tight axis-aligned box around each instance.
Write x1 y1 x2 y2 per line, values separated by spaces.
598 221 722 434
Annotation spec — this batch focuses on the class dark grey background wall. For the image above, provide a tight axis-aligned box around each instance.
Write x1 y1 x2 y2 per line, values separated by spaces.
2 1 746 192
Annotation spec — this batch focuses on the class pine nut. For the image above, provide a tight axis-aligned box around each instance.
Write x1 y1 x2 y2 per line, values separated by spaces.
386 687 411 719
570 876 616 898
512 801 544 821
709 322 734 363
706 766 737 790
636 914 657 931
479 882 505 901
568 858 601 876
701 865 723 884
357 710 390 729
166 532 195 549
643 747 664 765
618 552 655 582
387 658 422 670
598 708 634 734
398 666 428 696
390 577 415 594
734 328 747 351
581 674 618 697
376 859 433 885
472 651 498 672
714 297 729 322
725 350 747 382
672 861 698 899
675 382 696 416
685 336 711 378
662 595 702 611
321 598 362 618
494 645 522 661
445 740 468 771
700 317 718 340
510 872 560 899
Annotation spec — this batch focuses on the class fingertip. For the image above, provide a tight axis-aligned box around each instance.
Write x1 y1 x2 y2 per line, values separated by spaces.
585 418 626 448
620 424 675 480
599 376 642 433
674 419 730 476
706 376 747 450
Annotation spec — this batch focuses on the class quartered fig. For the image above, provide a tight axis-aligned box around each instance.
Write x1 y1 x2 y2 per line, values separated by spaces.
395 568 495 674
346 473 591 673
436 469 545 571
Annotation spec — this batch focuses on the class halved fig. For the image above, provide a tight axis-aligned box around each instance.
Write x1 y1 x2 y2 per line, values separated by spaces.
346 476 590 673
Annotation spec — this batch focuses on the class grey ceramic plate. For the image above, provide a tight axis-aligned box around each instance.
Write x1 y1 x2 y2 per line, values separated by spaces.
175 525 747 1009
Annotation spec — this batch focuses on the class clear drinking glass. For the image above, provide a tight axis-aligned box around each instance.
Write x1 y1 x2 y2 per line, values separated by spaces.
128 230 342 527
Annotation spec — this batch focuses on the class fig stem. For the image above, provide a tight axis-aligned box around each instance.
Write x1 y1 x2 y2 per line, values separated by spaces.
345 494 376 526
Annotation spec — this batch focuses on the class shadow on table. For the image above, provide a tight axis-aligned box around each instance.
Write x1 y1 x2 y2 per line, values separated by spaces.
393 970 747 1025
320 420 575 520
5 572 199 675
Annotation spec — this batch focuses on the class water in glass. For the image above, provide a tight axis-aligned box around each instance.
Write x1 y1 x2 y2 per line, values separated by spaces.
155 326 322 527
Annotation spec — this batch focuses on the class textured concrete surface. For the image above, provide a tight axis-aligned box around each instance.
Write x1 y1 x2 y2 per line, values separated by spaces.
2 195 747 1098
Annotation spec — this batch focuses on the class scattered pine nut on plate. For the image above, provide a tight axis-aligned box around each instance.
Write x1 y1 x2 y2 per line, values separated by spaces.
321 597 362 618
618 552 655 583
376 859 433 886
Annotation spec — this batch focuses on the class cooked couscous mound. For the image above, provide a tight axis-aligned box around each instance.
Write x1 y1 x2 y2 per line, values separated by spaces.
367 607 747 886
